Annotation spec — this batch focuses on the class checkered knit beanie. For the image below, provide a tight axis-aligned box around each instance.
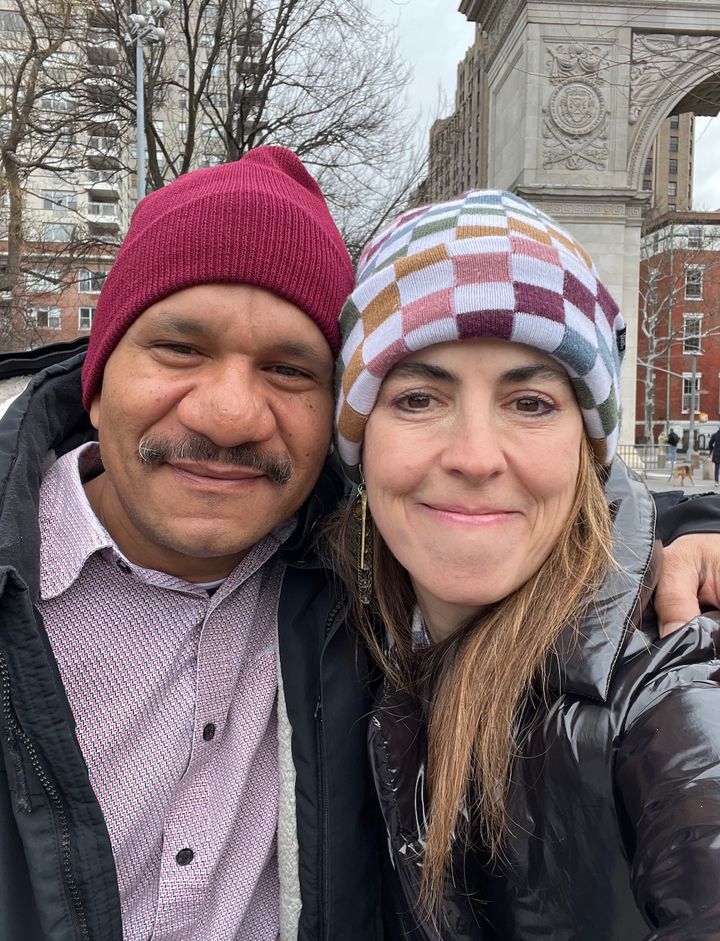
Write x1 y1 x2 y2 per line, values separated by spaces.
81 146 353 409
336 190 625 474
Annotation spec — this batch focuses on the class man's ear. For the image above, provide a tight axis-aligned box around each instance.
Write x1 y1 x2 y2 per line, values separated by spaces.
88 393 101 431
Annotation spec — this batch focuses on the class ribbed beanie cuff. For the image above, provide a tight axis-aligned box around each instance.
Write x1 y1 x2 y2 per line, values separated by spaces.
82 146 353 409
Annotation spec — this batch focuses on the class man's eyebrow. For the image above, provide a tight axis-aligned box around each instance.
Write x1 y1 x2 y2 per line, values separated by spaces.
267 341 331 367
385 361 457 383
500 363 570 385
144 313 214 338
143 314 330 366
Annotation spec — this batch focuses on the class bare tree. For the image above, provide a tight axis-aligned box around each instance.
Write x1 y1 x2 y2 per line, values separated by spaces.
107 0 418 243
0 0 127 348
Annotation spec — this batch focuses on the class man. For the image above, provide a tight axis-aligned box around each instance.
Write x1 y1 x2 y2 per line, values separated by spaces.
666 426 680 476
0 147 381 941
0 146 718 941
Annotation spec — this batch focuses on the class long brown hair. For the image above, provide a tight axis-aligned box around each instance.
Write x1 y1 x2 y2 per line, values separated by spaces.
326 435 614 912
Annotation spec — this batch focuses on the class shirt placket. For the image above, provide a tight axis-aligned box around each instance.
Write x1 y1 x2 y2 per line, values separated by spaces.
151 600 236 941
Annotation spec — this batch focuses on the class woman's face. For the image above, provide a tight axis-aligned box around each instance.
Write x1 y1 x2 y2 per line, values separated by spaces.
363 338 585 640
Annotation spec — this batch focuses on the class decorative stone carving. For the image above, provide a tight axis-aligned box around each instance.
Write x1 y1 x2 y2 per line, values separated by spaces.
629 33 720 124
536 202 643 220
542 42 611 171
484 0 524 59
549 81 605 136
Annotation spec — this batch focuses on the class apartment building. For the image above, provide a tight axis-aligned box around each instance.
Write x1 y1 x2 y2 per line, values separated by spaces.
424 26 486 203
635 211 720 447
641 112 695 216
0 0 260 349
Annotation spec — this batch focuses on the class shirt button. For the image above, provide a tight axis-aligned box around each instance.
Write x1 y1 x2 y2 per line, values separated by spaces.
202 723 216 741
175 848 194 866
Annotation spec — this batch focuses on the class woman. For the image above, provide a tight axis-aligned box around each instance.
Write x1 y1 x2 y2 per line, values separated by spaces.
333 191 720 939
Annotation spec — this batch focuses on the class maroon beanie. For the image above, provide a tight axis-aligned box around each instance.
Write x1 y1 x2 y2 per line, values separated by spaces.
81 146 354 409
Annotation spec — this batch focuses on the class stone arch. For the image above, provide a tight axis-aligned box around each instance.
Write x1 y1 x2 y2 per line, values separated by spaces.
627 33 720 192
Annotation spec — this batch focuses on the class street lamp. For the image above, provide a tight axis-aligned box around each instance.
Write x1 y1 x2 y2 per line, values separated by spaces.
125 0 171 203
686 350 698 460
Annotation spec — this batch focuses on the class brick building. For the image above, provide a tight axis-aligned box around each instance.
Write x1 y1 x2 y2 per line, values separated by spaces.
636 211 720 449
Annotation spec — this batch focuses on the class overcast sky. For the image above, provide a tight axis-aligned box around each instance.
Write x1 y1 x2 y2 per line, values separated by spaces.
369 0 720 211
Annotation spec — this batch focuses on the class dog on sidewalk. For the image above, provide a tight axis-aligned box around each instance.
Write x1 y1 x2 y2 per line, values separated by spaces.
673 452 701 487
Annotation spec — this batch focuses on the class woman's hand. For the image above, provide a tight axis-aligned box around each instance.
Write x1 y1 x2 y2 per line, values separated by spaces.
655 534 720 636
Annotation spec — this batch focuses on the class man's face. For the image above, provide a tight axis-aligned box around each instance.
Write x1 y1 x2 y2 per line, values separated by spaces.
86 282 335 581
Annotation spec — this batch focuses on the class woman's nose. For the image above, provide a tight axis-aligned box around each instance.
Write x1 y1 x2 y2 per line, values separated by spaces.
439 408 508 479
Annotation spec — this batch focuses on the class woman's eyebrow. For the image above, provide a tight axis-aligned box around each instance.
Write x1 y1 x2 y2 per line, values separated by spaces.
501 363 570 385
386 361 456 382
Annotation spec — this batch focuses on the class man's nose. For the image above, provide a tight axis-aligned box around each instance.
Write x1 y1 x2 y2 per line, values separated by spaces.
176 363 277 447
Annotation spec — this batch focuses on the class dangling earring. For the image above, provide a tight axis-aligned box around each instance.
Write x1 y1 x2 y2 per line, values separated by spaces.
353 469 373 605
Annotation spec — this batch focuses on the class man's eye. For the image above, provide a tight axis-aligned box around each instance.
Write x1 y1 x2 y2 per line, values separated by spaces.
154 343 198 356
269 364 311 379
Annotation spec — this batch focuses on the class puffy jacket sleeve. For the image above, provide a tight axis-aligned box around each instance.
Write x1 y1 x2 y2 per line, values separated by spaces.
614 638 720 940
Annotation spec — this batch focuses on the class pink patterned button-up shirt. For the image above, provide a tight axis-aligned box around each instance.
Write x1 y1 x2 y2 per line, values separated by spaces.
37 442 292 941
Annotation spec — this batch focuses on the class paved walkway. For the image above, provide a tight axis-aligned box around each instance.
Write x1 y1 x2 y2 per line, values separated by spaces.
645 469 718 495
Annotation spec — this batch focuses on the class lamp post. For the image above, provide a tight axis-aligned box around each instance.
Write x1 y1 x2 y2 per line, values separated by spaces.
686 350 698 460
125 0 171 204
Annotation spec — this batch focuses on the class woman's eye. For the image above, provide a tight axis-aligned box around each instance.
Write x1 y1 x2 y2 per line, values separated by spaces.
397 393 433 411
514 396 555 414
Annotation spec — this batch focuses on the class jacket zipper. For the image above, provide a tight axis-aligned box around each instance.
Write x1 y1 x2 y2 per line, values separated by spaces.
315 596 344 940
0 651 90 941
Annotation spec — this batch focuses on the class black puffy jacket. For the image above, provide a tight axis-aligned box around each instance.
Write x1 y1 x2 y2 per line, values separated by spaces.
0 351 384 941
371 460 720 940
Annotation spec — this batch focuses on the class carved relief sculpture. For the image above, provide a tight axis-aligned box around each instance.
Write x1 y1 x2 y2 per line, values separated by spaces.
542 43 610 171
629 33 719 124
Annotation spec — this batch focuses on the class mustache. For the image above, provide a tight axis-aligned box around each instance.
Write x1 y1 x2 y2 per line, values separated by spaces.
137 434 294 485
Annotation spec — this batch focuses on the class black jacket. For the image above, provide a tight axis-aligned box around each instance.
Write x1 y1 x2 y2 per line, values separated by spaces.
371 461 720 940
0 351 383 941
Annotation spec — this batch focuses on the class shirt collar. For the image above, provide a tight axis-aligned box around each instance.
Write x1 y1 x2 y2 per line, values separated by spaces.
39 442 114 600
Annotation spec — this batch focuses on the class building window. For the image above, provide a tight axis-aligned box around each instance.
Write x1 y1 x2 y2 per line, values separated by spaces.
682 373 701 413
0 9 24 29
668 204 676 211
42 222 75 242
683 314 703 354
87 201 117 218
688 226 703 249
78 269 107 292
42 190 77 211
668 181 677 197
642 178 653 191
644 157 653 175
78 306 95 330
669 136 679 153
685 266 703 299
669 158 678 175
38 91 74 112
670 114 680 129
28 306 62 329
26 270 60 293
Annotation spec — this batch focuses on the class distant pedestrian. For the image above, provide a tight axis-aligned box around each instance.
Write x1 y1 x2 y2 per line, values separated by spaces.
709 430 720 485
667 427 680 474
